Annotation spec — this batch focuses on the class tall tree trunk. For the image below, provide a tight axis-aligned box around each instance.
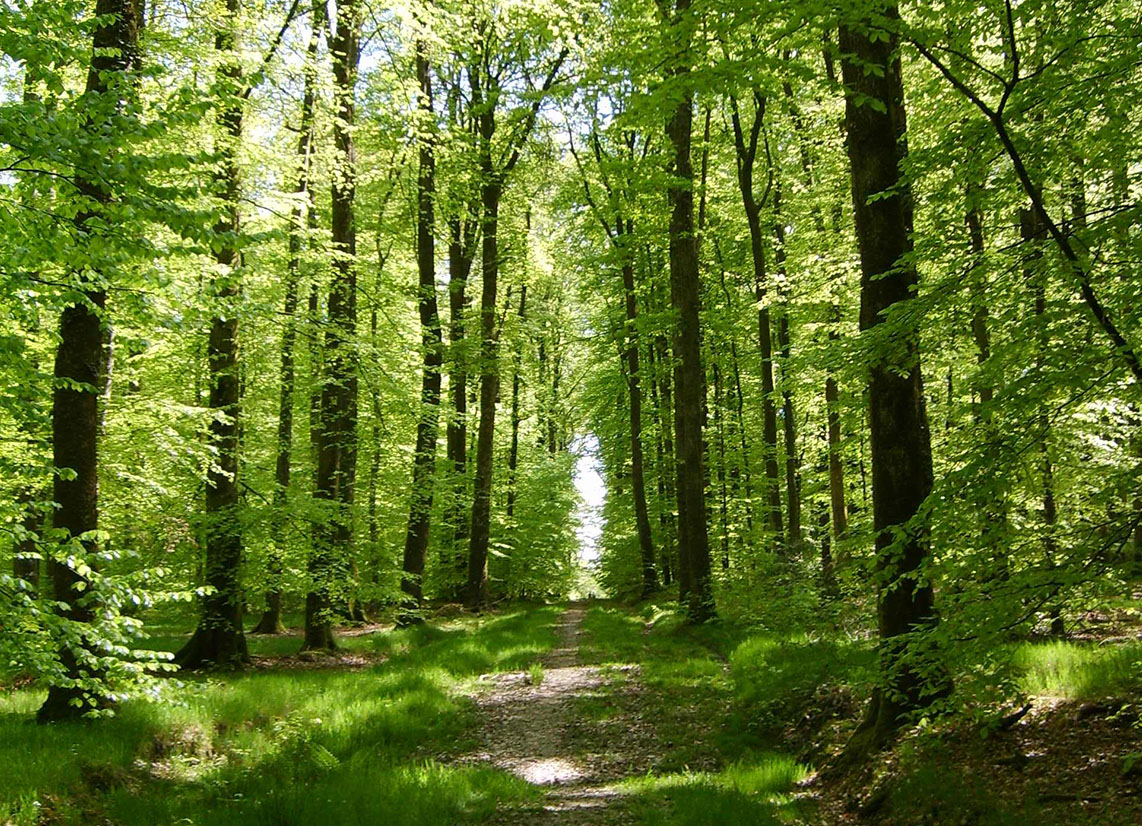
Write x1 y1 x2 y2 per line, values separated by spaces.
728 93 785 548
647 338 673 586
305 0 360 651
662 0 714 622
1022 205 1064 633
773 184 801 548
445 216 475 597
465 65 502 609
782 71 847 544
618 224 659 596
461 48 564 608
398 39 443 624
506 285 527 519
12 67 45 592
840 8 947 753
254 1 321 636
39 0 140 722
176 0 248 670
712 360 730 569
965 186 1009 573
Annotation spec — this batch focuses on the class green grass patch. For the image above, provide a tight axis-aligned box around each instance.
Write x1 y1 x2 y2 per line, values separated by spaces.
0 606 558 825
621 754 809 826
1014 639 1142 700
729 633 874 737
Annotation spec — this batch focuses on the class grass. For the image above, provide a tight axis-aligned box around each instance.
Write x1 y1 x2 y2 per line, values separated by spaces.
1014 639 1142 700
576 603 821 824
0 606 559 826
620 755 810 826
527 661 545 686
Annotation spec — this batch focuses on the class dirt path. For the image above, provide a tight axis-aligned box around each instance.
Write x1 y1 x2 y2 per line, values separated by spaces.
465 604 647 824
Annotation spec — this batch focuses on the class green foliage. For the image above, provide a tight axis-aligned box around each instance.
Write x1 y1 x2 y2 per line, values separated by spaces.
620 756 809 826
729 633 875 736
1014 640 1142 701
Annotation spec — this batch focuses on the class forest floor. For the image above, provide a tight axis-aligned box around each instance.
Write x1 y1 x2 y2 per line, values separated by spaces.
3 599 1142 825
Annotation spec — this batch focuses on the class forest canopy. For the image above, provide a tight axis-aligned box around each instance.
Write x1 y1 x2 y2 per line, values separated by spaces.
1 0 1141 821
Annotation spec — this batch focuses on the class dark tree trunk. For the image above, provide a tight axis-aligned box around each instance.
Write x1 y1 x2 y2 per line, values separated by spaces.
39 0 140 722
305 0 360 651
772 184 801 548
398 40 443 625
1022 205 1064 633
176 0 248 670
728 93 784 548
712 360 730 569
663 0 714 622
782 70 847 545
625 253 662 603
465 62 502 609
506 285 527 519
445 216 475 597
466 165 501 610
839 9 948 753
463 48 563 608
254 1 322 636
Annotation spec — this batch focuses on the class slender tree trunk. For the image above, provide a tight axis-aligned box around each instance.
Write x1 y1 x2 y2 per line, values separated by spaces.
647 339 673 586
445 217 475 597
305 0 361 651
773 184 801 548
782 72 847 544
712 360 730 569
398 40 442 624
506 285 527 519
618 226 659 596
177 0 248 670
465 66 502 609
662 0 714 622
728 94 785 548
1022 204 1064 633
254 2 321 636
39 0 140 722
840 9 947 753
12 68 45 592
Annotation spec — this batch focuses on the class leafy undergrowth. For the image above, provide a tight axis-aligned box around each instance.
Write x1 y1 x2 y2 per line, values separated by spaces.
0 606 558 826
813 604 1142 825
579 598 1142 826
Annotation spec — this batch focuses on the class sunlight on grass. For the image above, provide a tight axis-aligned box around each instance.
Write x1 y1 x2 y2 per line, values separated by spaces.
0 606 560 825
1014 640 1142 700
621 754 809 826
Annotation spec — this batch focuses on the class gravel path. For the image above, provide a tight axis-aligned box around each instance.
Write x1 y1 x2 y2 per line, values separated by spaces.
465 604 644 825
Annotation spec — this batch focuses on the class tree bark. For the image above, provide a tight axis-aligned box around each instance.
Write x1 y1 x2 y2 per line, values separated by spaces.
445 215 476 597
839 9 948 753
728 93 785 548
782 70 847 544
176 0 248 670
465 64 501 609
463 47 563 609
39 0 141 722
662 0 714 622
622 246 659 596
398 39 443 625
506 285 527 519
772 184 801 548
305 0 361 651
254 0 322 636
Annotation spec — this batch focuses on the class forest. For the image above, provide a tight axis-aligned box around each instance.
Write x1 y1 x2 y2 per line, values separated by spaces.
1 0 1141 823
